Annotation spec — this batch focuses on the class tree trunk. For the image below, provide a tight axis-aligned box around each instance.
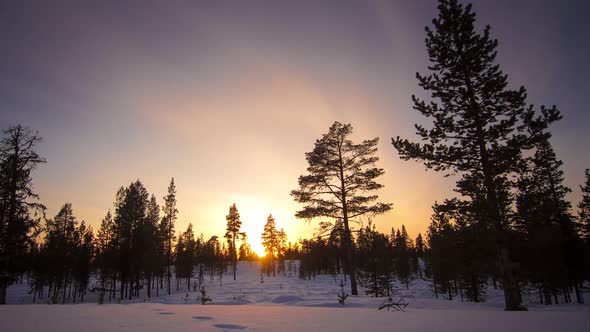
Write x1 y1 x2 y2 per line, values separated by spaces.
62 277 68 304
233 238 237 281
574 283 583 304
434 280 439 299
272 256 276 277
72 281 77 303
110 276 115 301
338 148 358 296
0 279 7 304
120 277 125 300
499 248 523 310
167 264 171 295
544 288 552 305
464 63 523 311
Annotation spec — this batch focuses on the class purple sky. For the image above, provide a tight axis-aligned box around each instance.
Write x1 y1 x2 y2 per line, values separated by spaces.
1 0 588 250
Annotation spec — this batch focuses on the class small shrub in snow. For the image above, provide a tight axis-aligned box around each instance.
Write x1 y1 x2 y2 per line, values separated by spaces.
337 280 349 305
378 292 409 312
200 286 212 305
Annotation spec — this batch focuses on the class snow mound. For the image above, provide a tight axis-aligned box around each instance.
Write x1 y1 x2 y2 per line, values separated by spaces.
212 324 248 330
271 295 304 304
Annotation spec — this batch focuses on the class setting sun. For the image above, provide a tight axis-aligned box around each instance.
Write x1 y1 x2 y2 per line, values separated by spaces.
223 195 290 259
251 245 266 258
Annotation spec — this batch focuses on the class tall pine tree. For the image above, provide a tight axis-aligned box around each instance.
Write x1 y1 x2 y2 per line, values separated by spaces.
392 0 560 310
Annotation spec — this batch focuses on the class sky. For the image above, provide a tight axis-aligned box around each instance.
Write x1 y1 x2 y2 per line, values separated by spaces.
1 0 589 255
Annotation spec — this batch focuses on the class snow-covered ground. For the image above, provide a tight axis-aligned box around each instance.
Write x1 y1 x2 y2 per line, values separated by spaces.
2 261 589 331
2 302 588 332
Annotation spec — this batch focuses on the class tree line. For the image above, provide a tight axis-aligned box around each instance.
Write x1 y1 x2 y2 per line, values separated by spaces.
0 136 291 304
27 178 239 304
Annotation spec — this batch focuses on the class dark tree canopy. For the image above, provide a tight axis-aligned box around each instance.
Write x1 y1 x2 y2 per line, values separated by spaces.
292 122 391 222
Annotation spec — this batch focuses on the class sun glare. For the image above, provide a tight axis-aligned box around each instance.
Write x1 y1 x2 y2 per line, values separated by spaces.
251 244 266 258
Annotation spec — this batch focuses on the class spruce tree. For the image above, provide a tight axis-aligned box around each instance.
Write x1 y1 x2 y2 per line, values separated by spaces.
261 214 279 276
414 233 426 279
176 223 195 291
113 180 149 300
357 224 394 297
392 0 560 310
427 203 460 300
292 121 392 295
579 169 590 288
224 203 242 280
144 195 160 298
45 203 78 303
96 210 116 301
516 139 584 303
0 125 45 304
415 233 425 257
161 178 178 295
238 234 255 261
277 228 288 275
579 169 590 241
393 226 413 289
174 230 185 291
72 220 93 303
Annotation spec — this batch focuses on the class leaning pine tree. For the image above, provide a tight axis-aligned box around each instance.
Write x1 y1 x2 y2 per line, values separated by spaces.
392 0 560 310
291 121 392 295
